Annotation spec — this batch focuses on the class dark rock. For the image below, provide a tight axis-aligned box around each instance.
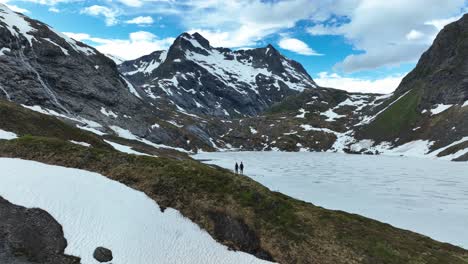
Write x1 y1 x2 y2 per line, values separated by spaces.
0 196 80 264
93 247 113 262
208 210 273 262
355 13 468 157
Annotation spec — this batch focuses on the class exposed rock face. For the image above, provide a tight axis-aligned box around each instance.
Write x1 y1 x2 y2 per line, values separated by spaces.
0 196 80 264
120 32 317 117
93 247 113 263
354 14 468 160
0 4 146 116
0 4 207 150
395 14 468 105
209 211 273 261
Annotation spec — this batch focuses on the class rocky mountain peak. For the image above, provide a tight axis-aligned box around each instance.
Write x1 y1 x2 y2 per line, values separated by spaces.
171 32 211 56
120 31 318 117
394 13 468 105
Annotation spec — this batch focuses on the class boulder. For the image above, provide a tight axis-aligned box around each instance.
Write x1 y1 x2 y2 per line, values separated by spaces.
93 247 113 262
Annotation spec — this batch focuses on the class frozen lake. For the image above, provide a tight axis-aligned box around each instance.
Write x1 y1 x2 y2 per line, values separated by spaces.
194 151 468 249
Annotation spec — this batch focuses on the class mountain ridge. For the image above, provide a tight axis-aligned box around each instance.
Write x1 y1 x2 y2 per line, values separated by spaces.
1 3 467 161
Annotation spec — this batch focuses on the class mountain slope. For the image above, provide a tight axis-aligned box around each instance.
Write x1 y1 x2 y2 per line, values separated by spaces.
0 4 216 152
1 3 467 161
0 132 467 263
353 14 468 160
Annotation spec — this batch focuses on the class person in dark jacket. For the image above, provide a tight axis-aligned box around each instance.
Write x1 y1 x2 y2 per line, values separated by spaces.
240 162 244 174
235 162 239 174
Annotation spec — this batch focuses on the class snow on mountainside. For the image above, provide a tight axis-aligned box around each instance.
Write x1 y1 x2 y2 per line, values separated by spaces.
120 32 317 117
0 3 146 115
0 4 467 161
350 13 468 161
0 4 208 152
0 158 271 264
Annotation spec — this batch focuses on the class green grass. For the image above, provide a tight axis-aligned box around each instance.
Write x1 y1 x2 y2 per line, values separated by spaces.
360 88 422 141
0 100 110 149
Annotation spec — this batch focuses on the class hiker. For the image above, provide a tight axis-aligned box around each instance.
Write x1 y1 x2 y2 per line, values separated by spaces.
240 162 244 175
235 162 239 174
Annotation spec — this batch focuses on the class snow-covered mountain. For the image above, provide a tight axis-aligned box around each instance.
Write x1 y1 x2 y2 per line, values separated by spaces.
0 4 210 151
120 32 317 117
0 3 156 133
1 3 467 161
1 5 468 264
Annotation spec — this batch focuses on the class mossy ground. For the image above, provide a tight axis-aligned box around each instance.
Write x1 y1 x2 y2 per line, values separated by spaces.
359 88 423 142
0 100 110 149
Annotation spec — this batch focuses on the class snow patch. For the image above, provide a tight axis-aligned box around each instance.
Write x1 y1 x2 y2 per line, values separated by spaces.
295 108 308 118
105 140 152 156
21 104 106 136
321 109 345 122
0 128 17 140
100 107 118 118
0 47 11 56
110 125 191 153
430 104 453 115
0 4 36 45
69 140 91 147
0 158 271 264
250 127 258 134
121 76 142 99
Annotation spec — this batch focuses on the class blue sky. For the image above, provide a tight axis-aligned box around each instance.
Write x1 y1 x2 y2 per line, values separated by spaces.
2 0 467 93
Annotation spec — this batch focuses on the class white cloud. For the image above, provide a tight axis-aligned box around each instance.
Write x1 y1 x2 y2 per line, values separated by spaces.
182 0 320 48
9 0 467 75
315 72 405 94
118 0 143 7
64 31 175 60
48 6 59 13
81 5 119 26
20 0 81 5
0 0 29 13
405 30 425 40
278 38 322 56
125 16 154 25
307 0 466 72
425 15 463 31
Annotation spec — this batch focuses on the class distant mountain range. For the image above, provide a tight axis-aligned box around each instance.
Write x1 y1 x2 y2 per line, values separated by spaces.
0 4 467 160
1 4 468 264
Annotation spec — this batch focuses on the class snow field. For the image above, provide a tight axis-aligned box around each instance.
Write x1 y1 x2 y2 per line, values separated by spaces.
195 151 468 249
0 158 272 264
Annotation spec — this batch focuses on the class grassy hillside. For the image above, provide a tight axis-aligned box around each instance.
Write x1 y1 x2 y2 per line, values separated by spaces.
0 100 467 263
0 136 467 263
358 88 423 142
0 100 111 149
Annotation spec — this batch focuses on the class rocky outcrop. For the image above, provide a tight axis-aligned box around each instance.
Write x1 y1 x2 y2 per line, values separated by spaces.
354 14 468 160
93 247 113 263
208 211 273 261
0 196 80 264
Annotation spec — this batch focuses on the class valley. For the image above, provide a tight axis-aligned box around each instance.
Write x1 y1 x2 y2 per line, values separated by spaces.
0 3 468 263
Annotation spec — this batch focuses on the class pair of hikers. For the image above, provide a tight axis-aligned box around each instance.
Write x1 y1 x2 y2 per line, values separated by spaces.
235 162 244 174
